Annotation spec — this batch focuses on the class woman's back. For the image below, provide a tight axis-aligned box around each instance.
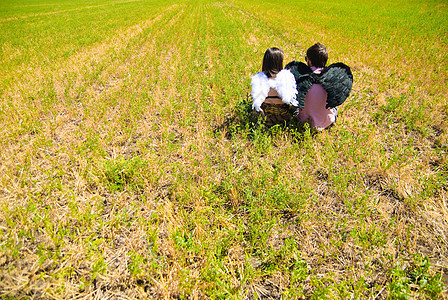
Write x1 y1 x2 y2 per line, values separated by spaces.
251 70 298 127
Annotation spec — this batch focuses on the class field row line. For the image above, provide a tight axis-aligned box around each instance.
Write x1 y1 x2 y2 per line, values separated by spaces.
0 0 144 23
0 3 184 141
2 3 180 95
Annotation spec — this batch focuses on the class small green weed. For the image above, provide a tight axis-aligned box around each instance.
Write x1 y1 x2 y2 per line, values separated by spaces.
389 254 443 299
103 156 148 192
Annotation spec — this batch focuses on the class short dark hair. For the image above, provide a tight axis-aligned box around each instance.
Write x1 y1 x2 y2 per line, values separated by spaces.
262 47 284 78
306 43 328 68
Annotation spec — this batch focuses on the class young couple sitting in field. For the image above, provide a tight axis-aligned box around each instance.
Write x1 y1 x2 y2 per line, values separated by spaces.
251 43 353 130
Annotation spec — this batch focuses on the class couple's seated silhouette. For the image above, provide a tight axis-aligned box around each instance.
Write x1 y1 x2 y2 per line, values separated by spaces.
250 43 353 130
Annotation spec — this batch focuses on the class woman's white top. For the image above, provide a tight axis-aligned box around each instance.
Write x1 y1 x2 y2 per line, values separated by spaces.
250 69 298 112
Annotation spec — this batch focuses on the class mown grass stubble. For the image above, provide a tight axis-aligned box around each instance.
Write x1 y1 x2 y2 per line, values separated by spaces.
0 0 447 298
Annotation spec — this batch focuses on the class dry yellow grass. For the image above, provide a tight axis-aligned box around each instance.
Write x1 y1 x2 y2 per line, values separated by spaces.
0 0 447 298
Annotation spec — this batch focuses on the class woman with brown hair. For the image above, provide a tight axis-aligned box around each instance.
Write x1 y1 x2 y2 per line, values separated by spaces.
251 47 298 127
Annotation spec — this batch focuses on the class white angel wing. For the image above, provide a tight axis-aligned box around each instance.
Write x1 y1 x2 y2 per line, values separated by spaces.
250 72 269 112
275 69 298 106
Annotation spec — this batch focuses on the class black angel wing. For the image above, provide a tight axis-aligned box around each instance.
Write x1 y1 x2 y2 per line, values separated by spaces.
285 61 353 109
285 61 311 77
320 63 353 108
285 61 317 109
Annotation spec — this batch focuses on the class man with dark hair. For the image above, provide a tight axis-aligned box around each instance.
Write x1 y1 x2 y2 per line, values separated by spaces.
300 43 336 129
286 43 353 130
306 43 328 68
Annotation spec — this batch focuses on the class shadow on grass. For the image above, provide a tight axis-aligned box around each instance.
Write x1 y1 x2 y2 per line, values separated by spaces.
214 94 318 142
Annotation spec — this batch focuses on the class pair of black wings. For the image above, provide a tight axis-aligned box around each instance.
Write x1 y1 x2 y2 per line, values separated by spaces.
285 61 353 109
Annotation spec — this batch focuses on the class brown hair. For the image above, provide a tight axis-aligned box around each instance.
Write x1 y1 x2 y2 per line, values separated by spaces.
306 43 328 68
262 47 284 78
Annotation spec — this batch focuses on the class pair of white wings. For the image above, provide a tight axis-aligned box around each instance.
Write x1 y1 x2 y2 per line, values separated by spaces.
250 69 298 112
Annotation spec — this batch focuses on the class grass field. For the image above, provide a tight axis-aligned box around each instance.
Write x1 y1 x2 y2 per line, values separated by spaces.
1 0 447 298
